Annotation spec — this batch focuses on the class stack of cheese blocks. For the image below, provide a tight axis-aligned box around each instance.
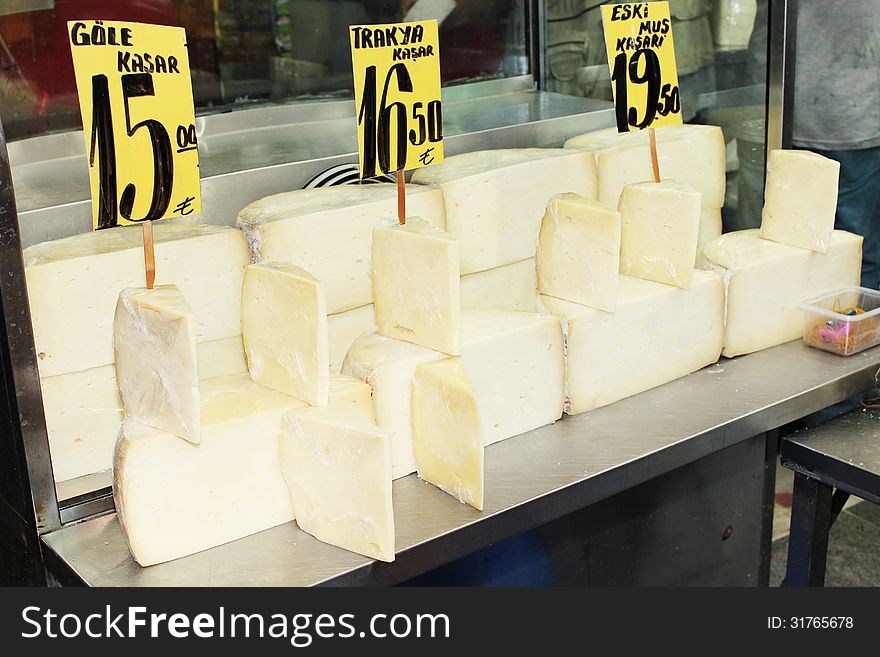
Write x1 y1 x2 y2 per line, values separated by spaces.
702 149 862 356
23 129 862 569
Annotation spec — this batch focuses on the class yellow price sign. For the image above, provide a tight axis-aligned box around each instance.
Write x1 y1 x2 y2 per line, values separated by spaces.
601 2 682 133
68 20 201 230
350 20 444 179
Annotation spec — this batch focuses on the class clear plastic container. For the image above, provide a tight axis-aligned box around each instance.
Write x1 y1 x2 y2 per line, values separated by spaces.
800 286 880 356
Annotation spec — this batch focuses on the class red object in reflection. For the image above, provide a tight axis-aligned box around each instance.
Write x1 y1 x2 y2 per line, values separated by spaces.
0 1 176 110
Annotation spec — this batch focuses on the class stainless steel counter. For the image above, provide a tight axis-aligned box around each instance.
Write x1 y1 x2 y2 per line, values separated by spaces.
41 341 880 587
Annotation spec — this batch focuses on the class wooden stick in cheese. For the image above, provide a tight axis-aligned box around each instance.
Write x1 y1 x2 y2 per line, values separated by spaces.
619 180 702 289
564 123 726 210
537 193 621 312
760 149 840 254
372 216 461 355
412 358 484 510
241 263 329 406
411 148 598 274
704 229 863 357
113 285 201 443
24 223 248 378
236 184 446 314
539 271 724 414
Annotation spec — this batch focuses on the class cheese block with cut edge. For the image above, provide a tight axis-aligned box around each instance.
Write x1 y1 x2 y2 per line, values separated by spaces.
25 222 248 378
411 148 598 274
412 358 483 510
113 373 300 567
44 335 247 483
539 271 724 414
372 216 461 355
704 229 863 357
537 193 621 312
241 263 329 406
760 149 840 254
461 258 537 312
619 180 702 289
236 184 446 314
113 373 372 567
281 412 394 562
342 310 564 478
564 123 726 209
114 285 201 443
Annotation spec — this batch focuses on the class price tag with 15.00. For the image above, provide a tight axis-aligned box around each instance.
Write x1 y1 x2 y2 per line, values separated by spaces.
68 20 201 230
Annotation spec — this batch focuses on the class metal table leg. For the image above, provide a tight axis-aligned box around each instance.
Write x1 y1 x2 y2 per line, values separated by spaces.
785 472 833 586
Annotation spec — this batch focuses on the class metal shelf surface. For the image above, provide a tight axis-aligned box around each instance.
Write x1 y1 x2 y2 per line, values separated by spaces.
42 341 880 586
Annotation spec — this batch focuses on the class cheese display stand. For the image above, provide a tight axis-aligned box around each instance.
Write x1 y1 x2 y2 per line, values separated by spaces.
1 3 867 588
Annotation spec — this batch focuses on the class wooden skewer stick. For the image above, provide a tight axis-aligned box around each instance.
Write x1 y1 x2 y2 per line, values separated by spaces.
397 169 406 225
648 127 661 183
143 220 156 290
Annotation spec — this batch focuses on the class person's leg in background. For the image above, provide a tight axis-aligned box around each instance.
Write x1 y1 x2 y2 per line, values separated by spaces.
815 146 880 289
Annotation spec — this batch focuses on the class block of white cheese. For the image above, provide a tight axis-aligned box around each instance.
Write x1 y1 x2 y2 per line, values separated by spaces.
241 263 329 405
697 208 723 269
372 216 461 355
114 373 299 567
328 304 377 374
565 124 726 210
411 149 598 274
537 193 621 312
281 413 394 562
412 358 484 510
114 285 201 443
113 373 371 567
25 222 248 378
619 181 702 289
539 271 724 414
760 149 840 254
461 258 537 312
42 336 247 483
704 229 863 357
343 310 564 478
236 184 446 314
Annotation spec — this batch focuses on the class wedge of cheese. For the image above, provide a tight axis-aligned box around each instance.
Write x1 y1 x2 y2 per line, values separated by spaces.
537 193 621 312
412 358 484 510
328 304 377 374
704 229 863 357
281 413 394 562
25 222 248 377
236 184 446 314
460 258 537 312
372 217 461 355
43 337 245 483
113 373 372 567
697 208 723 269
114 286 201 443
619 181 702 289
342 310 564 478
241 263 329 405
760 149 840 254
114 374 298 567
540 271 724 414
564 123 726 209
411 149 598 274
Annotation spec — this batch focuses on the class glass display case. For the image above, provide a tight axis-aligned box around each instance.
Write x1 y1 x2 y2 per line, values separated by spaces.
0 0 793 585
